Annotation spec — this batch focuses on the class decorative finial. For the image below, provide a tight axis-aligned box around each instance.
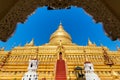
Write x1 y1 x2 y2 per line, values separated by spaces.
30 38 34 44
88 38 92 45
60 21 62 25
25 39 34 46
58 21 64 30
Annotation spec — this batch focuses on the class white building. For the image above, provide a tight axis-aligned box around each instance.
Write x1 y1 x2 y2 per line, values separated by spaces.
84 61 100 80
22 59 38 80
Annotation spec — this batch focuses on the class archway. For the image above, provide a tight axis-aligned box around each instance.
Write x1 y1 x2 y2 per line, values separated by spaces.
0 0 120 41
59 52 62 60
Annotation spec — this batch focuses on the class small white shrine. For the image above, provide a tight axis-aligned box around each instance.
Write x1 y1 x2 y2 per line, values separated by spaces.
84 61 100 80
22 59 38 80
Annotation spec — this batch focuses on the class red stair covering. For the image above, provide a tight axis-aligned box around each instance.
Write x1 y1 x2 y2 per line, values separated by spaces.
55 59 66 80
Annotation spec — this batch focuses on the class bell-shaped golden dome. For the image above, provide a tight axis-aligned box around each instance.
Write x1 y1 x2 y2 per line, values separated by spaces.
49 23 72 44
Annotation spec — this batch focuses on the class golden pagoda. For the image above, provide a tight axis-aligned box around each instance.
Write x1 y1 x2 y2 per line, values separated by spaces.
0 23 120 80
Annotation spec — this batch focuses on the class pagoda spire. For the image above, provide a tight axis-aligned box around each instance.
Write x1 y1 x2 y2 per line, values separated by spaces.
29 38 34 45
58 22 64 30
88 38 92 46
25 38 34 46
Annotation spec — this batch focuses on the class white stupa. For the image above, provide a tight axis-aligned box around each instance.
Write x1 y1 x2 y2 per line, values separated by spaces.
84 61 100 80
22 59 38 80
84 53 100 80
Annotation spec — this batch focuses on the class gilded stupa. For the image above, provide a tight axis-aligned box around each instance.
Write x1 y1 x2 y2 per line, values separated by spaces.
0 23 120 80
49 22 72 44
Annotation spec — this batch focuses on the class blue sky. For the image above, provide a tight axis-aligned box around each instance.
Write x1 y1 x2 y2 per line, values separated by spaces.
0 6 120 51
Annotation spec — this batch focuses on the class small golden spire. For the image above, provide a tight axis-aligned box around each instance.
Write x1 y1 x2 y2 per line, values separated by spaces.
88 38 92 46
29 38 34 45
25 38 34 46
58 22 64 30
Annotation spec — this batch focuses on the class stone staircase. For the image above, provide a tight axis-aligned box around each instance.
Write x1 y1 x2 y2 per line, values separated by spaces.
55 59 66 80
